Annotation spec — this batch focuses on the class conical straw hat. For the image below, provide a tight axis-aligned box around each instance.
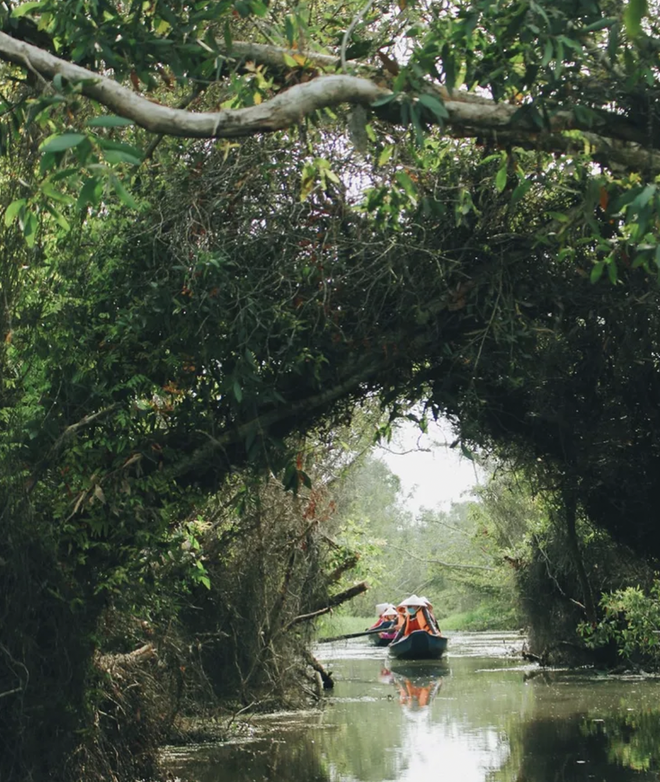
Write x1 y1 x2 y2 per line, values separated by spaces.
398 594 425 607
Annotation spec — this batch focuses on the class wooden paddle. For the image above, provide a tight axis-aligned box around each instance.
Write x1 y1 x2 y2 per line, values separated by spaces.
317 624 396 644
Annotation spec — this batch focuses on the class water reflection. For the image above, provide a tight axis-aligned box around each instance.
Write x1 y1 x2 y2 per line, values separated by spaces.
388 663 445 711
491 709 660 782
163 633 660 782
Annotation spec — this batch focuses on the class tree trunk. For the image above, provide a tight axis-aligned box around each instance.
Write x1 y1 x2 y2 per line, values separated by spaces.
563 486 597 625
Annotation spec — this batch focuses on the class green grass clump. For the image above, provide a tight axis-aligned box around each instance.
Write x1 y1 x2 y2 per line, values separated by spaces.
439 604 519 632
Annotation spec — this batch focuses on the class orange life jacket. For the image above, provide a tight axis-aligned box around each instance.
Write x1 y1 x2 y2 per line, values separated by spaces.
404 607 431 635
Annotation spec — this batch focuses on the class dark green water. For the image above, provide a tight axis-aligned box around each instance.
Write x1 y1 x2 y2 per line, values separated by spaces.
163 632 660 781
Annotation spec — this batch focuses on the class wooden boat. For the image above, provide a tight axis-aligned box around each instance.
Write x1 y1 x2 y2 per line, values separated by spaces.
367 616 397 647
388 630 448 660
372 628 396 647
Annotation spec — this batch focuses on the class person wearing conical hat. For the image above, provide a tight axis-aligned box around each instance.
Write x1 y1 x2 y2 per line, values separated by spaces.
419 595 440 633
367 603 398 638
394 594 439 639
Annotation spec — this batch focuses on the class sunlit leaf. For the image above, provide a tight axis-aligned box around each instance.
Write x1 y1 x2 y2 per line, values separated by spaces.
624 0 648 37
4 199 26 227
40 134 87 154
495 165 508 193
11 1 43 17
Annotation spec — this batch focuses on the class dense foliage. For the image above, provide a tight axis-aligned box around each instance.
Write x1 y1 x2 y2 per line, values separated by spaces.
1 0 660 779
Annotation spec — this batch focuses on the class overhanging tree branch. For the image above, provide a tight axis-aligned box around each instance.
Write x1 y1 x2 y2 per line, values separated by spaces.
0 32 657 172
0 32 388 137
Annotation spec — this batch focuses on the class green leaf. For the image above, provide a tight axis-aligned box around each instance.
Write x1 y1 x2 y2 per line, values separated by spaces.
41 183 74 205
233 380 243 403
583 17 616 33
22 211 38 247
510 179 532 207
87 115 135 128
607 23 620 61
395 170 417 199
51 167 80 182
631 184 656 211
300 163 317 201
624 0 648 37
377 145 394 166
77 177 102 210
249 0 269 17
40 133 87 154
654 245 660 271
495 165 508 193
11 1 43 17
109 175 139 209
371 93 396 108
102 149 142 166
607 257 618 284
44 203 71 232
234 0 251 18
541 39 553 67
4 199 26 227
417 93 449 121
95 138 143 159
590 260 605 283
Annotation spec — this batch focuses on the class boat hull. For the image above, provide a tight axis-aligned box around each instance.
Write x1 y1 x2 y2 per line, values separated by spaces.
388 630 448 660
372 632 396 647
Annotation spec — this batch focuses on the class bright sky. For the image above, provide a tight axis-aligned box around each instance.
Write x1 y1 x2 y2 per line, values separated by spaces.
375 417 484 515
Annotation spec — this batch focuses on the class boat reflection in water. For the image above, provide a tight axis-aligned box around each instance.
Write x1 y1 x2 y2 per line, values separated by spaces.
384 662 448 712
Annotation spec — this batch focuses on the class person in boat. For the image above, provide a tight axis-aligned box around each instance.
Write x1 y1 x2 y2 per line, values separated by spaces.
367 603 398 633
394 604 406 633
392 595 440 641
420 595 441 634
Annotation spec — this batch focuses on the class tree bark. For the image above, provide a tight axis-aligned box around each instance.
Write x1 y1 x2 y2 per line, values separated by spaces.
0 33 658 173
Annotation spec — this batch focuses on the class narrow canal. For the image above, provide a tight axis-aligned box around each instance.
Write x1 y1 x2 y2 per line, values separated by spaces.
163 632 660 781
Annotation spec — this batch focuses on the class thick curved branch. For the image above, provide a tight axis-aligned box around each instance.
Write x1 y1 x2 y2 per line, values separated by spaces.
0 32 657 172
0 32 387 137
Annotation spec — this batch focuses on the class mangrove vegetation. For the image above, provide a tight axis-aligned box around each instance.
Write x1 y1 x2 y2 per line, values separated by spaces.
1 0 660 778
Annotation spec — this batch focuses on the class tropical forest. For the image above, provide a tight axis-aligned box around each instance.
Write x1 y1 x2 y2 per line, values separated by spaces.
1 0 660 779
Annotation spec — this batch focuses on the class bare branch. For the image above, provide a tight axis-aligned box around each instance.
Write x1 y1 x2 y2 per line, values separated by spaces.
388 544 494 572
0 687 22 700
224 41 341 70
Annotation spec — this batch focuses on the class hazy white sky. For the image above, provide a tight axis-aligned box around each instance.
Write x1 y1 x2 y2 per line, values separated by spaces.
375 418 484 515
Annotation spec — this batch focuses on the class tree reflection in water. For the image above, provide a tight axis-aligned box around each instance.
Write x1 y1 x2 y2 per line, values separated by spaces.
490 706 660 782
163 732 332 782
